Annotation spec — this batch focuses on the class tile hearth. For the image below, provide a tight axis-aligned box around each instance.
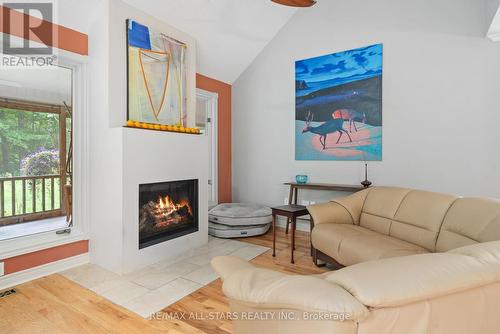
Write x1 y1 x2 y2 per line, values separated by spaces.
61 237 268 318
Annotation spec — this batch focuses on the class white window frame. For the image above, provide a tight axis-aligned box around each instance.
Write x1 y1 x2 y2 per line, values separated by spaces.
0 48 90 259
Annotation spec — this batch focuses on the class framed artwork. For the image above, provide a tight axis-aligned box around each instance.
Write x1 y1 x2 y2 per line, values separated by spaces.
295 44 383 161
127 19 188 127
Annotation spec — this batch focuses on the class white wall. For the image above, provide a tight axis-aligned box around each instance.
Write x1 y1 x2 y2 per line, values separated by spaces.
52 0 207 274
121 129 208 273
85 0 126 273
232 0 500 212
93 0 207 274
487 0 500 29
487 0 500 40
45 0 123 272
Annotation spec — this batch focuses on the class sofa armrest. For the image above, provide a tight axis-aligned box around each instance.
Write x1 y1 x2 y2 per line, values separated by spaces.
211 256 369 320
307 189 368 225
211 254 254 280
307 202 353 225
324 252 500 308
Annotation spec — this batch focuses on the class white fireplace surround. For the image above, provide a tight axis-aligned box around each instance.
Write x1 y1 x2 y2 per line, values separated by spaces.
88 0 206 274
121 130 208 274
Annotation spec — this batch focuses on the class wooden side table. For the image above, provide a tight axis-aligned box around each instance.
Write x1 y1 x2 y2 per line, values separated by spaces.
271 205 309 264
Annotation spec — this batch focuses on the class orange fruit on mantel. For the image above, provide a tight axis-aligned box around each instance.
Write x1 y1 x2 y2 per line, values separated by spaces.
125 121 201 135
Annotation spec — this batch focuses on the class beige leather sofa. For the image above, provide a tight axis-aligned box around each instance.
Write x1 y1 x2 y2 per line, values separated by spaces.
211 187 500 334
309 186 500 266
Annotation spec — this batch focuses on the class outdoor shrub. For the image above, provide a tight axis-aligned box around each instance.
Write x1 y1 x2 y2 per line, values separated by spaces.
20 148 59 176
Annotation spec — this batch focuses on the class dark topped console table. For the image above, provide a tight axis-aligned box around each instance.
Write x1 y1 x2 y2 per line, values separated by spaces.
285 182 365 204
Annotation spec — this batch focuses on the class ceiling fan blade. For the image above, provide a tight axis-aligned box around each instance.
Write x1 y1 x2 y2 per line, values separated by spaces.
271 0 317 7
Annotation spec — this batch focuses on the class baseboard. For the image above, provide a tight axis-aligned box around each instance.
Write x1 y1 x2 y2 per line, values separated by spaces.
0 253 89 290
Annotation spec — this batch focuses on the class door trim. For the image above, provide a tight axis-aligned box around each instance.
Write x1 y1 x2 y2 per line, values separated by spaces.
196 89 218 207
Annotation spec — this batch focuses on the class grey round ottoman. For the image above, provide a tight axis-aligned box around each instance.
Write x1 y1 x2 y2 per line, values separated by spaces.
208 203 272 238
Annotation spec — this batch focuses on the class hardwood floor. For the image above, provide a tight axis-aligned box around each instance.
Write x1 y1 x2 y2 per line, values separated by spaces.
0 228 329 334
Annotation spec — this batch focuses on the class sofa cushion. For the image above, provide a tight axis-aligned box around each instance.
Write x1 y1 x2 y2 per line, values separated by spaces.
390 190 457 251
331 188 371 224
360 187 411 235
325 252 500 308
312 224 428 266
447 241 500 264
436 198 500 252
360 187 457 251
215 257 369 319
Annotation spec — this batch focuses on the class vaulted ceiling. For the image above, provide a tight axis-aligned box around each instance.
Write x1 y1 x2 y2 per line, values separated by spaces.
486 0 500 41
121 0 298 84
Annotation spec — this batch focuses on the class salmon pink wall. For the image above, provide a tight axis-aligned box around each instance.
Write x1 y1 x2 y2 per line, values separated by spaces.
196 74 232 203
0 5 88 55
2 240 89 275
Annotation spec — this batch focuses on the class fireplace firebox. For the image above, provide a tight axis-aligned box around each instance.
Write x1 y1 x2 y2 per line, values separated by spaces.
139 179 198 249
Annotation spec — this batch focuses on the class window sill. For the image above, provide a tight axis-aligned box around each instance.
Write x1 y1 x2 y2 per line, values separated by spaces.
0 217 68 242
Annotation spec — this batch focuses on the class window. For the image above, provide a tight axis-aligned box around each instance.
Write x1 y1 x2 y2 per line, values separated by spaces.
0 66 73 240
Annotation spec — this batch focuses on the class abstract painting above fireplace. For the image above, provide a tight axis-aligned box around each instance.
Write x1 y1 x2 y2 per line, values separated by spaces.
139 179 199 249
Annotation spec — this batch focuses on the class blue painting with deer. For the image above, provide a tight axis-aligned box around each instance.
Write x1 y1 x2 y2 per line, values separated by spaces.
295 44 382 161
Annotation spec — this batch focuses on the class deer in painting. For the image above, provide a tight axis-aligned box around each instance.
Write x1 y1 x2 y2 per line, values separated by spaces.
332 109 367 133
302 111 352 150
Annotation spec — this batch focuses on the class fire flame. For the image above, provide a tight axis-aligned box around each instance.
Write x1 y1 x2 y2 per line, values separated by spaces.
157 195 192 216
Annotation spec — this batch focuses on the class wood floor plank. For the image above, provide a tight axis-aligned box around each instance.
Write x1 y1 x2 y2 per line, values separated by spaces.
0 228 328 333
